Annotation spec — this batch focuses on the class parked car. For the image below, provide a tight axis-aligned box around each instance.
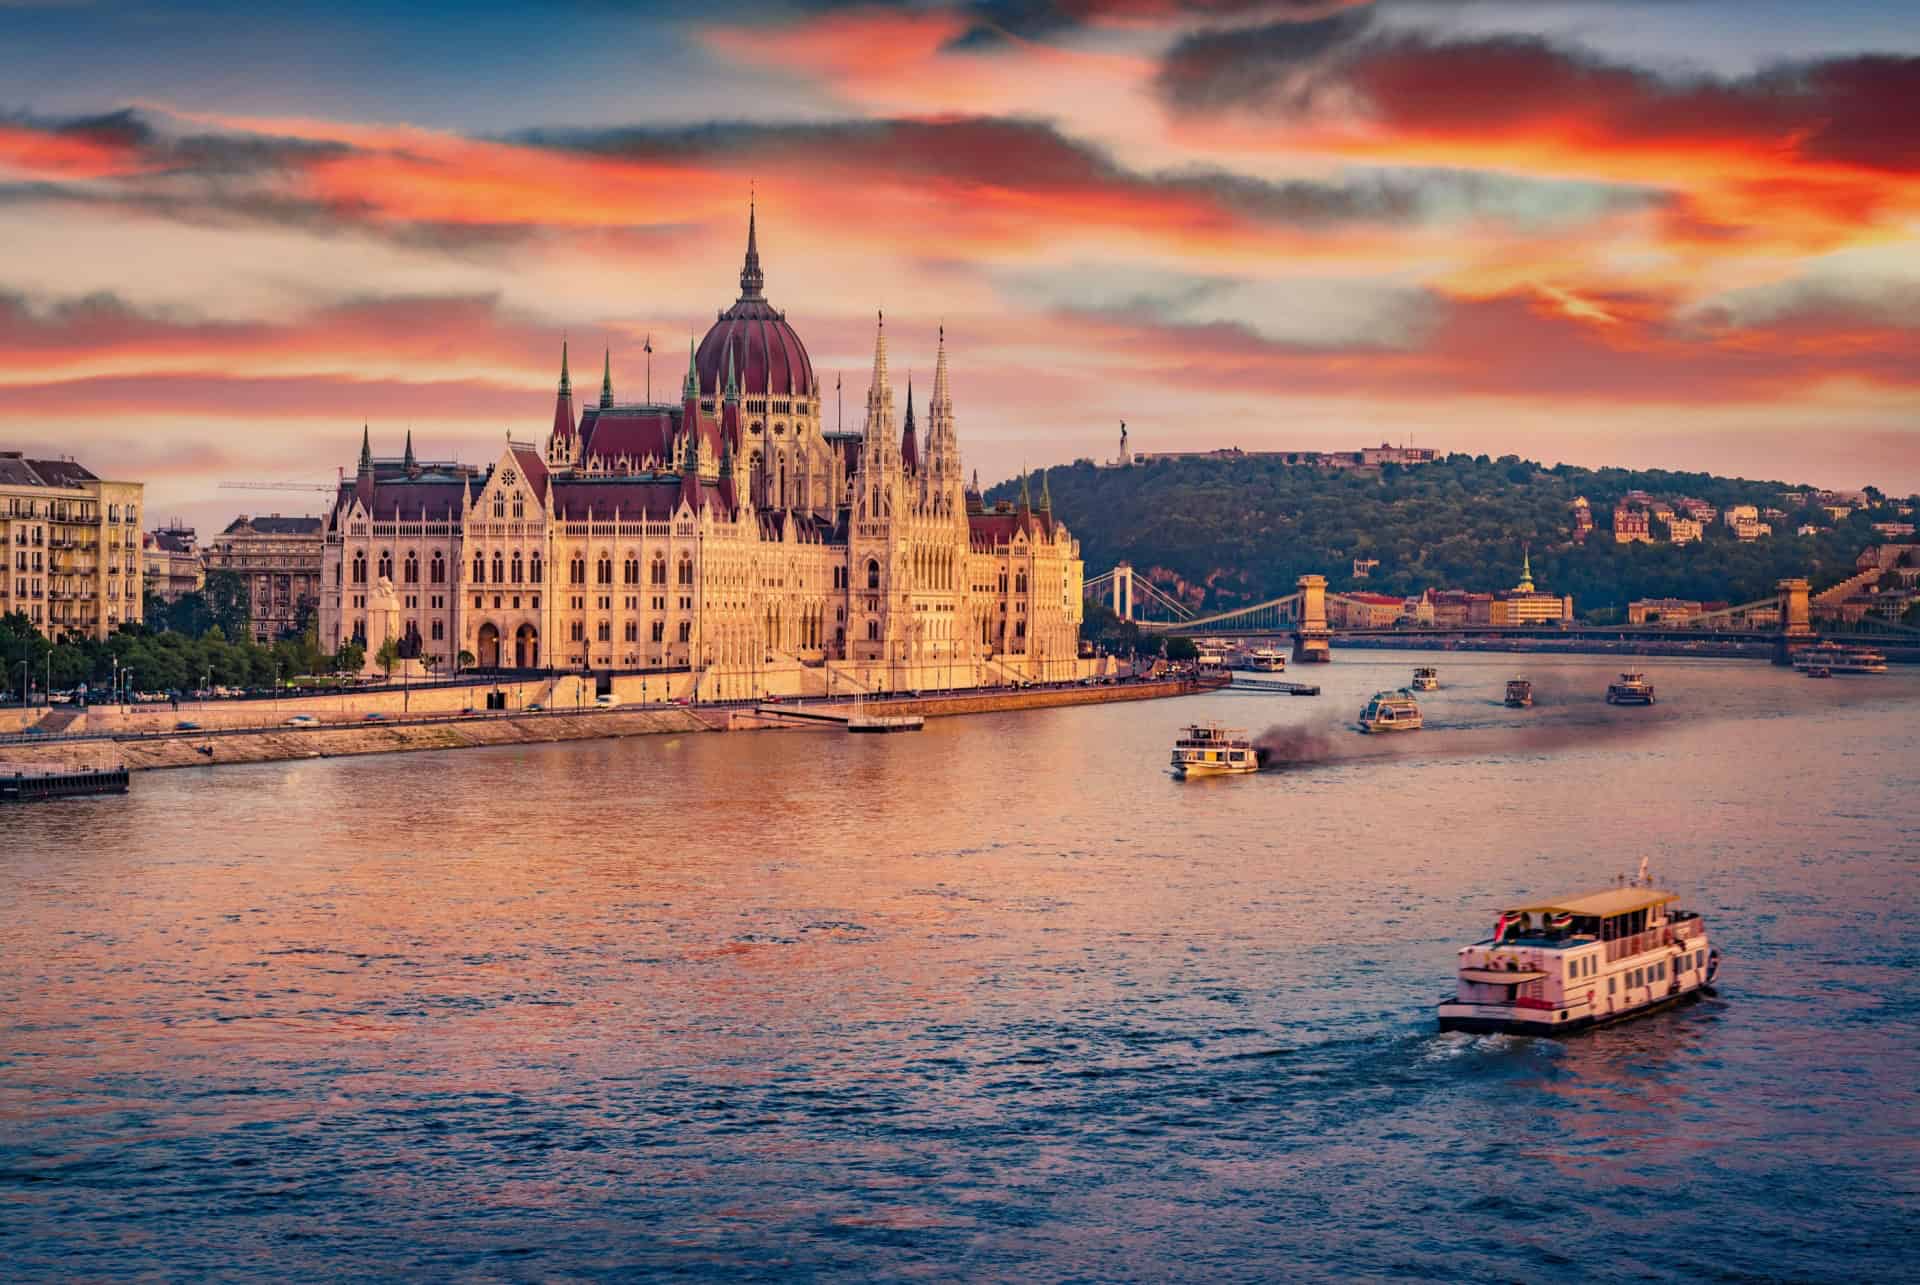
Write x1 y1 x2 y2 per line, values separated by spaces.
174 720 202 731
363 712 387 721
525 702 544 712
594 694 620 708
283 714 317 726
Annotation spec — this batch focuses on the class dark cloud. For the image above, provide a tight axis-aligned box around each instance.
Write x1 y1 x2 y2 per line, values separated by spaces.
1157 19 1920 175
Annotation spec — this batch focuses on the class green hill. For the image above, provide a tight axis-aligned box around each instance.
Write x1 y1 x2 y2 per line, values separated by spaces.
987 454 1908 620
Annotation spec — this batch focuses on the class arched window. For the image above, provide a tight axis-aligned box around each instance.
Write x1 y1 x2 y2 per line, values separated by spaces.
597 620 611 642
623 556 638 585
569 557 585 585
512 496 524 518
867 619 879 641
472 554 485 583
650 555 666 586
376 550 392 580
596 555 612 585
866 558 880 591
351 552 367 584
403 552 418 583
430 552 445 583
492 496 505 518
529 555 543 583
511 553 523 583
677 555 693 586
491 552 504 583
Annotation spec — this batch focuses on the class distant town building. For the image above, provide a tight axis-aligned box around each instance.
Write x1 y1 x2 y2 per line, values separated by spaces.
207 514 324 643
142 523 203 601
1329 590 1405 629
1677 497 1717 523
1724 504 1759 529
1488 549 1573 625
1613 505 1654 544
1571 496 1594 541
1797 523 1820 537
1665 516 1704 545
1822 504 1854 521
1352 557 1379 579
1628 598 1703 625
1871 522 1915 538
0 450 144 640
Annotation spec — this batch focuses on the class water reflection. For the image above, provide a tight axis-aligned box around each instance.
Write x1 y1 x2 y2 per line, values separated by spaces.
2 653 1915 1280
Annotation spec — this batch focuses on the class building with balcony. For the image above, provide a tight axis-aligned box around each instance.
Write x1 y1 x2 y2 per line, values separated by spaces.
1665 516 1704 545
1613 505 1654 544
206 514 324 642
0 451 143 640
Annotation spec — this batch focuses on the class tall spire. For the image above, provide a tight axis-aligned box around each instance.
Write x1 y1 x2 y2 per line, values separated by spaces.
600 345 614 409
900 377 919 474
558 339 571 397
1518 544 1535 593
739 194 765 300
1018 468 1032 512
402 429 416 473
861 310 897 471
358 424 372 475
682 336 700 401
1039 468 1051 512
724 344 740 404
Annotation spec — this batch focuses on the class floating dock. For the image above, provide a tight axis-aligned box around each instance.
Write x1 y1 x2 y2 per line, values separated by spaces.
1230 678 1321 696
1 765 130 803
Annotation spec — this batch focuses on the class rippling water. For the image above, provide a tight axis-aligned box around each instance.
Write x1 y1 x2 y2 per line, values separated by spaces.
3 652 1915 1280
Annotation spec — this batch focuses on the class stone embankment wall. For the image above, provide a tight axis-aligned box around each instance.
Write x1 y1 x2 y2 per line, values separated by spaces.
866 677 1204 718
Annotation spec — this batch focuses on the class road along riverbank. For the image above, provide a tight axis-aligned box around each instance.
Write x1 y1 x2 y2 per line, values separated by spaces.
0 676 1213 775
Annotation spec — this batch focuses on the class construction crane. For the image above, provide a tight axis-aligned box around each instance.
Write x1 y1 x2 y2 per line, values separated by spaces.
218 480 339 492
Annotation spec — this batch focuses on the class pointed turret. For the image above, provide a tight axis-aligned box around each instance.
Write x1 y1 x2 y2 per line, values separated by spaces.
739 197 765 300
357 424 373 476
548 341 577 466
1518 545 1535 593
859 310 897 473
724 345 740 405
1018 469 1032 513
682 336 700 402
402 429 416 476
1039 468 1051 513
900 378 919 475
600 346 614 409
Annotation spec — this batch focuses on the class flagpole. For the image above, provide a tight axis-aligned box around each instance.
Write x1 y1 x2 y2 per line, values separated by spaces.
645 334 653 403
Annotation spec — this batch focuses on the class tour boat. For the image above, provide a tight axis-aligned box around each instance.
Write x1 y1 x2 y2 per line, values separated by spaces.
1410 666 1439 692
1169 722 1261 777
1605 672 1656 705
1196 644 1231 670
1504 678 1533 708
1438 864 1720 1036
1357 689 1423 733
1793 642 1887 675
1804 664 1832 679
1241 646 1288 672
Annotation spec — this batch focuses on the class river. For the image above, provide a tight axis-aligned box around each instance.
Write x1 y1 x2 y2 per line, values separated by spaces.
3 651 1915 1281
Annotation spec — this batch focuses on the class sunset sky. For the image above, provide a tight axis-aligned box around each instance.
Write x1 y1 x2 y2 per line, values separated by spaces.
3 0 1916 533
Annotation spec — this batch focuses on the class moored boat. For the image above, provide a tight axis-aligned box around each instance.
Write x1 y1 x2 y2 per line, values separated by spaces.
1240 646 1287 672
1410 666 1439 692
1605 672 1656 705
1804 664 1832 679
1793 641 1887 674
1169 722 1261 777
1438 868 1719 1036
1358 689 1422 733
1504 677 1533 708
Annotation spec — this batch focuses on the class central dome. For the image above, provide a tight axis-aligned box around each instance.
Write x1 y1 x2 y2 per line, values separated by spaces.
694 206 815 400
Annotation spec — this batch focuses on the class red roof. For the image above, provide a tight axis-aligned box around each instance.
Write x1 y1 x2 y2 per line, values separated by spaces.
550 477 735 521
696 301 813 400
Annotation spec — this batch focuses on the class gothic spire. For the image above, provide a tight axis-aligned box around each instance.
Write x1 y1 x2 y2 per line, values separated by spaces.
1018 468 1032 512
739 195 765 300
1039 468 1051 512
682 336 700 402
1518 544 1535 593
402 429 416 473
558 339 571 397
900 377 918 474
358 424 372 475
724 344 739 404
600 345 614 409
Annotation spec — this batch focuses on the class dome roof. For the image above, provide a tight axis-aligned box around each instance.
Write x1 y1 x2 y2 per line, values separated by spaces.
695 206 815 401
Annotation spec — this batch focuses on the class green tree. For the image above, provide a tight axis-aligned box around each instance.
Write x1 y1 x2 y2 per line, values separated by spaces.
1164 636 1199 662
375 638 400 678
202 570 251 641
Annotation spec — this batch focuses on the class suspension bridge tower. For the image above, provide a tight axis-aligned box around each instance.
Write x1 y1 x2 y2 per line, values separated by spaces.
1772 577 1815 666
1293 574 1331 663
1112 561 1135 621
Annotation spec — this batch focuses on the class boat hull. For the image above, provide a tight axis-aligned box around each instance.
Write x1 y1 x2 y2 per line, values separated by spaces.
1358 719 1422 733
1438 985 1712 1036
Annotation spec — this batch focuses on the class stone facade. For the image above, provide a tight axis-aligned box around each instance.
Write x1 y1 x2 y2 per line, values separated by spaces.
320 214 1083 688
206 515 324 643
142 524 204 601
0 450 143 640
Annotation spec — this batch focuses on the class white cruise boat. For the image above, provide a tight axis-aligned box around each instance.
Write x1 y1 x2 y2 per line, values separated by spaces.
1240 646 1287 672
1793 641 1887 674
1410 666 1439 692
1439 869 1719 1035
1357 689 1422 733
1504 677 1533 707
1605 671 1656 705
1169 722 1261 777
1196 644 1231 670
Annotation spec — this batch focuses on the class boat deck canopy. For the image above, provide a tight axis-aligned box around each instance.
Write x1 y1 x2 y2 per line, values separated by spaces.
1460 968 1547 984
1505 888 1678 919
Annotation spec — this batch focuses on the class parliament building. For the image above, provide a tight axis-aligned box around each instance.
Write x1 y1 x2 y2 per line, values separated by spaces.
319 210 1083 693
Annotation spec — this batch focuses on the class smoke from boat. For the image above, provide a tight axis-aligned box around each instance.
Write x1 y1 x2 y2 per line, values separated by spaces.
1253 700 1674 771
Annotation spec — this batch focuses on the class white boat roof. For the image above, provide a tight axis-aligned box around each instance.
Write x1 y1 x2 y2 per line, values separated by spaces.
1505 887 1679 918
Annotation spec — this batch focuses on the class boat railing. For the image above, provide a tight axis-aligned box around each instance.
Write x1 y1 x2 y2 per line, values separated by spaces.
1605 924 1690 962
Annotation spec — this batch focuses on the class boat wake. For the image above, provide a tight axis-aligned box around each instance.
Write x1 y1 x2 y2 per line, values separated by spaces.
1255 704 1679 770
